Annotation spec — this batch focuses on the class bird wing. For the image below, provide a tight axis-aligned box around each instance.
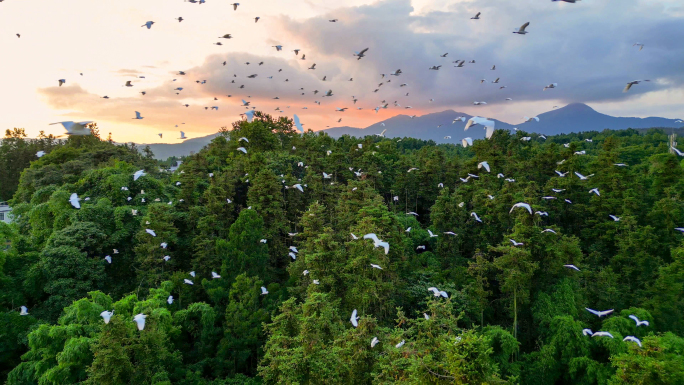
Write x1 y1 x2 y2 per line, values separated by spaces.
363 233 380 242
519 22 530 31
378 241 390 254
585 308 600 316
69 193 80 208
293 114 303 132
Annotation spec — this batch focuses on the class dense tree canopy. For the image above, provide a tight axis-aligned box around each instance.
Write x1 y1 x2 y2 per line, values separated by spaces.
1 115 684 384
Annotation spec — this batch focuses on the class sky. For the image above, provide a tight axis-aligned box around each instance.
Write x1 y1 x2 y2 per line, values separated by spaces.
1 0 683 143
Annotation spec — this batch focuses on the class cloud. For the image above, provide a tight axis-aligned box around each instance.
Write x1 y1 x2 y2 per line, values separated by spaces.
261 0 684 121
9 0 684 142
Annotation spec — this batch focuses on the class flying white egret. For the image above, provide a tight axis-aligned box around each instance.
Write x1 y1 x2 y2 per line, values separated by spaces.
629 315 649 326
591 331 614 338
471 212 482 223
586 308 614 317
371 337 379 347
133 170 146 181
589 188 600 196
142 21 154 29
543 83 557 91
464 117 495 139
623 336 642 347
133 314 147 330
509 239 524 247
350 309 359 327
184 279 193 285
168 295 174 304
100 310 114 324
20 306 29 315
260 286 269 295
363 233 390 254
513 21 530 34
370 264 383 270
69 193 81 209
575 172 592 180
510 202 533 214
293 114 304 132
36 151 46 157
289 252 297 260
146 229 156 237
563 264 580 271
395 340 405 348
237 147 247 154
104 255 112 264
478 161 490 172
133 111 144 120
582 328 593 336
211 272 221 279
50 121 93 136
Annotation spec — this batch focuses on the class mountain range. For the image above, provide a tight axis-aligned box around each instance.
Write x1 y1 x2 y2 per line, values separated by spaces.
138 103 683 159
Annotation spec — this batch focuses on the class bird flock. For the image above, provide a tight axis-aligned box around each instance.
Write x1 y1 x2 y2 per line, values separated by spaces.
33 0 659 142
14 0 681 350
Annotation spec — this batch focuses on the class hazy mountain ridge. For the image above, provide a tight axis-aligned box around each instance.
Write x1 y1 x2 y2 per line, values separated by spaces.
136 103 682 159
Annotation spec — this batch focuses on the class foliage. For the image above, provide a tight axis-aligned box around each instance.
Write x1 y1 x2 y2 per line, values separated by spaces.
1 118 684 383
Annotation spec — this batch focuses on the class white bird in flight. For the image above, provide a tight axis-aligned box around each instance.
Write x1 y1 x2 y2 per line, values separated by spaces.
363 233 390 254
513 21 530 34
101 310 114 324
350 309 359 327
510 202 533 214
629 315 649 326
586 308 614 317
427 287 448 298
69 193 81 209
50 121 93 136
133 314 147 330
623 336 642 347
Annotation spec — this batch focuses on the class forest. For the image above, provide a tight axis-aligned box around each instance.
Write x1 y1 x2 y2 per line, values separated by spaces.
1 115 684 384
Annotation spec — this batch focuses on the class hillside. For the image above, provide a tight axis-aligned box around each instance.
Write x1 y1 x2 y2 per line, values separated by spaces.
1 115 684 383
